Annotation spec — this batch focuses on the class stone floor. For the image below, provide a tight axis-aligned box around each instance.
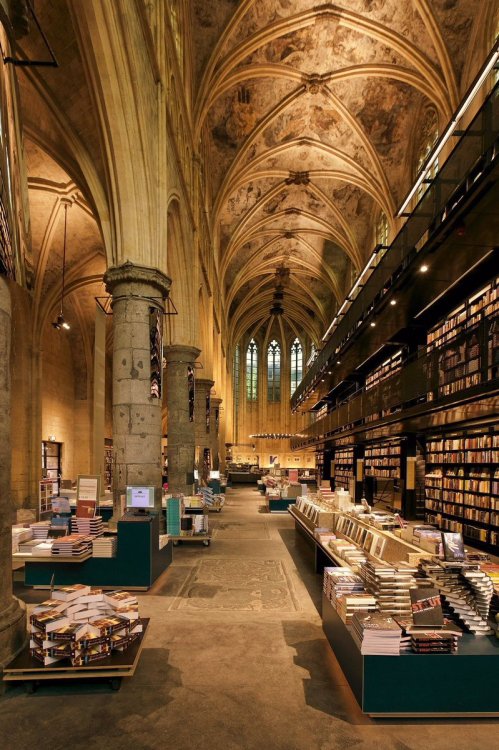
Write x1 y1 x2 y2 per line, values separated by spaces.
2 487 499 749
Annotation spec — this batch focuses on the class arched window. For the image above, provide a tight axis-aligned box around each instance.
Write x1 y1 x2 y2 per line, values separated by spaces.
246 339 258 401
233 344 240 411
290 338 303 395
267 339 281 402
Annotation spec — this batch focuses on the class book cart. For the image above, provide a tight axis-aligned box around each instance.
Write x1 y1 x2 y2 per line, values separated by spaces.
170 506 212 547
289 504 499 716
3 619 150 693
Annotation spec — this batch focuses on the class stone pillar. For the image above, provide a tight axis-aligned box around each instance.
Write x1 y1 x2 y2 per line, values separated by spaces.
164 344 200 496
210 397 222 471
194 378 214 483
0 277 26 667
104 262 171 522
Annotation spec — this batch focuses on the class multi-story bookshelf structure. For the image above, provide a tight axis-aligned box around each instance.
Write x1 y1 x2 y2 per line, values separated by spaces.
425 428 499 550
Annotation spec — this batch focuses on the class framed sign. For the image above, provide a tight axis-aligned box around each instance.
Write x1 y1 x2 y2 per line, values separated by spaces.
77 474 101 503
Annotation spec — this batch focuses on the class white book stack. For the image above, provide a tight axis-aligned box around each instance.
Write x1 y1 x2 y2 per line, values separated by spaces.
193 514 208 534
34 540 54 556
12 527 33 552
30 520 52 539
71 516 104 537
51 534 92 557
351 612 402 655
360 560 418 618
92 536 117 558
323 567 365 608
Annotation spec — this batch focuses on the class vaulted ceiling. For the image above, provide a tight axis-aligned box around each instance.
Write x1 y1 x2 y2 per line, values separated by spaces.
192 0 481 348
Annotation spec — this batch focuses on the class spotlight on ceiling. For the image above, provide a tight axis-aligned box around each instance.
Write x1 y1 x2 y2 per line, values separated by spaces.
390 299 397 306
420 264 428 273
370 321 376 327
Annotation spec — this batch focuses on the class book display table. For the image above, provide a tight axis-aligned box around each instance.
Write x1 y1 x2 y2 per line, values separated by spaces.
23 515 172 589
267 496 296 512
288 506 340 573
3 619 150 693
323 593 499 717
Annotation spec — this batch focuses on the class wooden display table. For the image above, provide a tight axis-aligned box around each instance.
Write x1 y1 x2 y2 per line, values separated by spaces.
3 619 150 693
322 597 499 716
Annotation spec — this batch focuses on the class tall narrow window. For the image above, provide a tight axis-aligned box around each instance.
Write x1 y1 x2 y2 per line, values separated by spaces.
267 339 281 402
246 339 258 401
290 338 303 395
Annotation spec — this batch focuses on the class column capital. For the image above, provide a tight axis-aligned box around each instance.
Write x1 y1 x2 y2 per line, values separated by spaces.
104 261 171 298
164 344 201 364
211 397 223 407
195 378 215 390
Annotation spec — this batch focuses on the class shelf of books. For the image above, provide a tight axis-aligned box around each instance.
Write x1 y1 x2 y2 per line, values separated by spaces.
428 277 498 398
333 444 354 491
364 439 401 481
425 428 499 550
365 349 403 392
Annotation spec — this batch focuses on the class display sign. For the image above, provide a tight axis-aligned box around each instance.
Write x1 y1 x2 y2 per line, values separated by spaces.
77 474 101 502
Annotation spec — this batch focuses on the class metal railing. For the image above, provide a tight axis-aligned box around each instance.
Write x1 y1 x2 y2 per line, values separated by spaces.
291 82 499 411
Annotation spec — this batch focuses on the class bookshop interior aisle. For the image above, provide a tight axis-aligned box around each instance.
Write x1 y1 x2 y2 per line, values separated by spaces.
2 488 499 750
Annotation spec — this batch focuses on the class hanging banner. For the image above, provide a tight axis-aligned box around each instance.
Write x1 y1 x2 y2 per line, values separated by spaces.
206 393 211 433
188 366 195 422
150 308 162 398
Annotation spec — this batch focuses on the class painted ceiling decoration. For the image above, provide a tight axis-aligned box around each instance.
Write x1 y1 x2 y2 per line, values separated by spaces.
193 0 477 350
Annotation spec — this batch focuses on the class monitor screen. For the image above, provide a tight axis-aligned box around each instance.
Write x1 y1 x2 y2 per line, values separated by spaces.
209 470 220 479
125 486 155 510
194 469 199 480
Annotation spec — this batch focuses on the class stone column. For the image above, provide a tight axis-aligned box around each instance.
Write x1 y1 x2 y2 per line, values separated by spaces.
0 277 26 667
104 262 171 522
164 344 200 496
194 378 214 483
210 397 222 471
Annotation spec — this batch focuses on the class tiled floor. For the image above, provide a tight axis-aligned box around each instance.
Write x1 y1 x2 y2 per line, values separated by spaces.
3 487 499 750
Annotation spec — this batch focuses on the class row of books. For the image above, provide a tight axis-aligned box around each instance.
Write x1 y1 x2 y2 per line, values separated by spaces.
29 586 142 667
427 280 498 350
427 435 499 451
365 350 403 392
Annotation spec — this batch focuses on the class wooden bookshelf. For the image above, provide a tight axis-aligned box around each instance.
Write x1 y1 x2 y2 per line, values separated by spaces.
364 439 401 481
424 427 499 551
365 349 403 391
333 445 354 491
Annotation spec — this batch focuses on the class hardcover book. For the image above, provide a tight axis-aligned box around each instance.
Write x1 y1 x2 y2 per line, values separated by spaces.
410 587 444 626
442 532 466 562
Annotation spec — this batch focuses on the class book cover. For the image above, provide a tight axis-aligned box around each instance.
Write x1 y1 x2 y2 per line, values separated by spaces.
51 584 91 601
410 588 444 626
76 499 97 518
442 532 466 561
29 611 71 634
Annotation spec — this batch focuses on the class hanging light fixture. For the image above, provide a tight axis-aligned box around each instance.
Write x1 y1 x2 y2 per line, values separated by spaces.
52 202 71 331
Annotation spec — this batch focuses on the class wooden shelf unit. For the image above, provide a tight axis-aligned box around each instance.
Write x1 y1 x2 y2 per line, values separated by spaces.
424 427 499 550
365 348 403 392
333 444 354 491
364 439 402 481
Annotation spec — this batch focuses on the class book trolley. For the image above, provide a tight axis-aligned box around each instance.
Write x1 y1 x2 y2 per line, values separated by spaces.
3 619 150 693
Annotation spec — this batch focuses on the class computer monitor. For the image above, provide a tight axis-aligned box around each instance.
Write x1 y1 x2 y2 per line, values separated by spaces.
125 486 155 513
209 470 220 479
194 469 199 481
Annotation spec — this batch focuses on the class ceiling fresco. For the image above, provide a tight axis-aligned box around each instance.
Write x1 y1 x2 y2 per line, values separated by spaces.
194 0 480 348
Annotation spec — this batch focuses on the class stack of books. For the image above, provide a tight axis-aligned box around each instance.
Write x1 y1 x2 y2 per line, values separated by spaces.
199 487 214 506
51 534 92 557
18 539 45 555
419 560 493 635
29 586 143 667
71 516 104 537
12 526 33 552
323 567 364 608
92 535 117 557
351 612 402 655
336 593 377 624
360 561 418 617
192 514 208 534
410 632 459 654
30 520 51 539
328 539 367 571
33 540 54 556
